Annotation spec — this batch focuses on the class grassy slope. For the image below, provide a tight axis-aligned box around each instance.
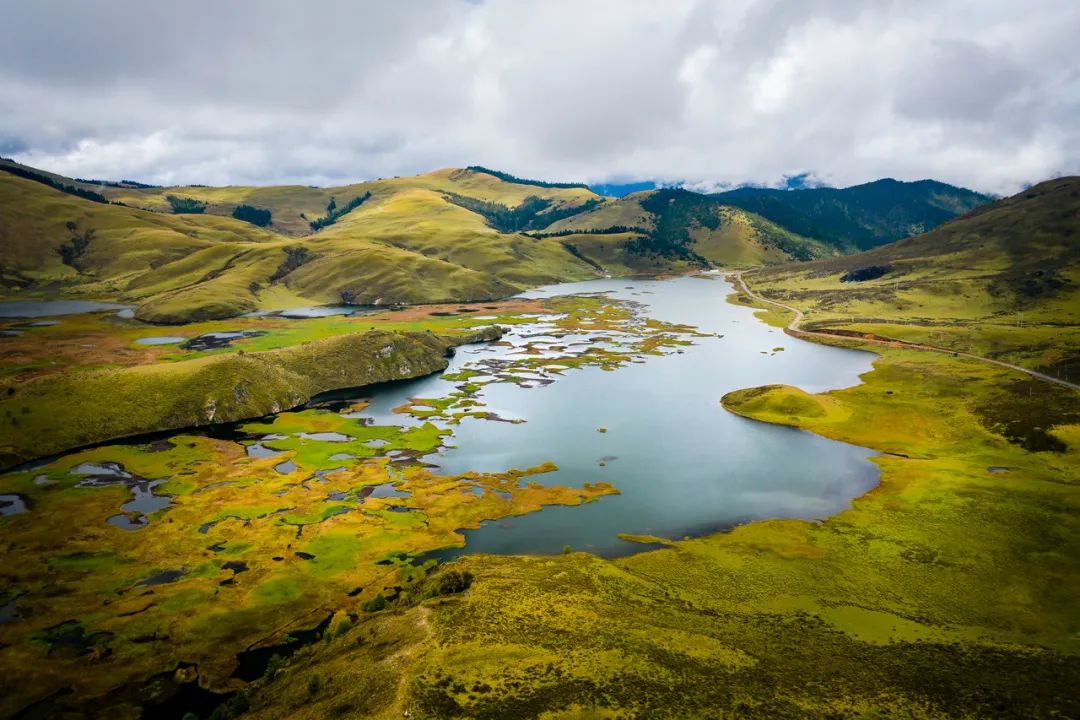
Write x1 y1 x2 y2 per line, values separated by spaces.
235 184 1080 719
546 190 834 267
101 167 599 236
1 164 992 326
0 327 496 468
0 167 604 322
298 186 595 296
745 176 1080 375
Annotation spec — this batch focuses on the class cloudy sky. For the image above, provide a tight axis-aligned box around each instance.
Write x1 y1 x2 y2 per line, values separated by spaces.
1 0 1077 194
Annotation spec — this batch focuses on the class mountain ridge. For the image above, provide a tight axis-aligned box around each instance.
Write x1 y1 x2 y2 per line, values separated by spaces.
0 159 993 323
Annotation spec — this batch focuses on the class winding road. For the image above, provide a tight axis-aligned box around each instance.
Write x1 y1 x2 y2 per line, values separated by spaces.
732 271 1080 392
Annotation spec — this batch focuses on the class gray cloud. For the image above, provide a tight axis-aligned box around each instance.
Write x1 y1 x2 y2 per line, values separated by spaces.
1 0 1076 194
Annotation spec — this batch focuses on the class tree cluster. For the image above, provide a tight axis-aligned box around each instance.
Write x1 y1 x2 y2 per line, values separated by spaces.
57 221 95 271
309 192 371 231
526 224 646 239
443 193 600 233
166 195 208 214
231 204 272 227
1 163 108 204
466 165 589 190
269 246 316 282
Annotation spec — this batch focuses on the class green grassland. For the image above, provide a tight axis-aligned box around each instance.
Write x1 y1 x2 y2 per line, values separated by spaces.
0 326 498 468
0 289 715 718
223 183 1080 719
236 345 1080 720
0 415 617 718
740 176 1080 375
0 160 1066 718
0 165 604 323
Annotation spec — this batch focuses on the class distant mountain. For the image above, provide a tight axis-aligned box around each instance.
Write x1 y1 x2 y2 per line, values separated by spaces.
588 180 657 197
713 178 991 251
770 176 1078 297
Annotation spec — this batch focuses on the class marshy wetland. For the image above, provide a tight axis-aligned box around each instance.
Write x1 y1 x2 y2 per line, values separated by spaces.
0 274 883 716
2 261 1078 719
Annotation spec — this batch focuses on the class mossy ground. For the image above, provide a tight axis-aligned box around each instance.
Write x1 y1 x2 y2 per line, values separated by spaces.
239 343 1080 720
0 290 700 717
3 170 1078 716
0 398 616 717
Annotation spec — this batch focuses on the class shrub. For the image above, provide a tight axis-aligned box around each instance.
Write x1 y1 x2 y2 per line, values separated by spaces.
167 195 207 214
264 653 285 679
362 593 388 612
840 265 893 282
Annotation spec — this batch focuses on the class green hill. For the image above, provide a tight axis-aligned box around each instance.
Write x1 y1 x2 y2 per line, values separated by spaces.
0 163 603 322
713 178 991 251
743 176 1080 374
544 188 835 266
0 160 995 324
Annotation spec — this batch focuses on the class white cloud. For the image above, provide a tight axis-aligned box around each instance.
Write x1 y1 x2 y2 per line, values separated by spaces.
0 0 1076 194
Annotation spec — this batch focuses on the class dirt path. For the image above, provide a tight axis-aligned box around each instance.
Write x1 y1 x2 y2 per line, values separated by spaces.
732 271 1080 392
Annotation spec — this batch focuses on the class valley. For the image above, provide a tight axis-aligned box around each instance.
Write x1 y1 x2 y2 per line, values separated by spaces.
0 163 1077 720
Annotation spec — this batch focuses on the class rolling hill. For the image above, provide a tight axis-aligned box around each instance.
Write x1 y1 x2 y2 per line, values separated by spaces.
0 159 992 323
742 176 1080 374
0 163 605 322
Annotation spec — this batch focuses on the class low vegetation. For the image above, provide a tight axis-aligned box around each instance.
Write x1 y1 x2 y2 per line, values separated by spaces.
0 291 699 717
0 161 1072 717
237 337 1078 719
0 326 498 467
231 183 1080 719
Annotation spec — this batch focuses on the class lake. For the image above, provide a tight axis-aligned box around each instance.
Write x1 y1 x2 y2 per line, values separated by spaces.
4 274 880 561
322 274 880 558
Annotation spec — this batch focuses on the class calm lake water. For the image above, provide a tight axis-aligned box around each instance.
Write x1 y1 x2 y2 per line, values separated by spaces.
343 274 880 558
8 275 880 560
